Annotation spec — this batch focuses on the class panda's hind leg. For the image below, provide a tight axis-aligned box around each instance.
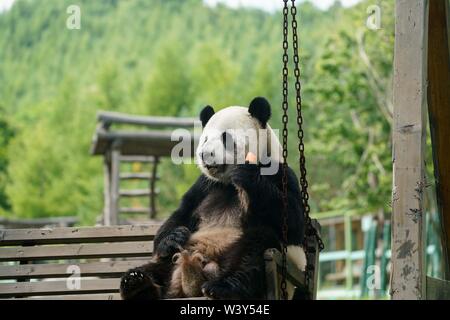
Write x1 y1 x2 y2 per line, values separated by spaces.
120 259 171 300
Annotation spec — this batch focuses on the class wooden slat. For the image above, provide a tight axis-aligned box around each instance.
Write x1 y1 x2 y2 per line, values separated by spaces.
0 260 149 280
0 216 78 229
0 278 120 298
15 293 122 300
120 173 158 180
0 225 160 246
427 0 450 279
264 249 305 288
0 241 153 262
119 156 157 163
120 208 151 214
426 276 450 300
391 0 429 300
97 111 197 128
119 189 159 197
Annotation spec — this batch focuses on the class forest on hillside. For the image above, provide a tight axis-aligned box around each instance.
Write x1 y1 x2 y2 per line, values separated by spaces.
0 0 399 224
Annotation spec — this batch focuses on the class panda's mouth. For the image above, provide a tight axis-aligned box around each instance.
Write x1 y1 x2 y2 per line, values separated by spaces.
204 164 227 175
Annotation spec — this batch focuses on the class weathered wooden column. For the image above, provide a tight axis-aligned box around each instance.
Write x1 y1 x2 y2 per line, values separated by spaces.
103 151 112 226
391 0 429 300
108 142 121 226
427 0 450 280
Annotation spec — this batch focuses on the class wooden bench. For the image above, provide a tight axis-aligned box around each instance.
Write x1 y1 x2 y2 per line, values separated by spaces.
0 224 316 300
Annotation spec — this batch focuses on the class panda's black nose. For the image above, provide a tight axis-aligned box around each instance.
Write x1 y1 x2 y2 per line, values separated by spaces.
201 151 216 167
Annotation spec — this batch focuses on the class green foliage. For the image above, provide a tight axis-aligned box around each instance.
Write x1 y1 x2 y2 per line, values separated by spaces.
0 0 396 223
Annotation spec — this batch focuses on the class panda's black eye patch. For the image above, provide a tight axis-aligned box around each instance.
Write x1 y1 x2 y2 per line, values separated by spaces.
221 131 235 152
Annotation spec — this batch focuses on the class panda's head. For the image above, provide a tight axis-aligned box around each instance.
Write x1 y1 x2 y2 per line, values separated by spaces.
196 97 282 182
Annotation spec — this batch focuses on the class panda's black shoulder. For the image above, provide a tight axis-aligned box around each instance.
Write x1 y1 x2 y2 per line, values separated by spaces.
264 163 301 195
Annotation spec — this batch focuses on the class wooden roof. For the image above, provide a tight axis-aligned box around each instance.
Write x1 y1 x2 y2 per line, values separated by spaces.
90 111 200 157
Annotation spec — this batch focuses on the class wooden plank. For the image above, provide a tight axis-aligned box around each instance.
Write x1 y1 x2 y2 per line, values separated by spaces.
0 225 160 246
426 276 450 299
14 293 122 300
0 216 78 229
427 0 450 280
0 260 149 280
0 278 120 298
119 208 151 214
97 111 197 128
0 241 153 262
120 173 158 180
119 156 157 163
391 0 429 300
119 189 159 197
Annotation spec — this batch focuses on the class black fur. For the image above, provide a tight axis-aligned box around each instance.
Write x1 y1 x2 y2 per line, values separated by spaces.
248 97 271 128
200 105 215 127
120 163 304 300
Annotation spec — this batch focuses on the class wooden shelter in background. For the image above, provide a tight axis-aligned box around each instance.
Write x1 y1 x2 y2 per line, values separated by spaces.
90 111 199 226
391 0 450 299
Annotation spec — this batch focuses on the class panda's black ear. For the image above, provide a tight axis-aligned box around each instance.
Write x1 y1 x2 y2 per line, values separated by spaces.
200 105 215 128
249 97 271 128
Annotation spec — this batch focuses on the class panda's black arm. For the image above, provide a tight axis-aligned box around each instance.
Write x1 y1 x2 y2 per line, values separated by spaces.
153 174 212 256
231 163 305 246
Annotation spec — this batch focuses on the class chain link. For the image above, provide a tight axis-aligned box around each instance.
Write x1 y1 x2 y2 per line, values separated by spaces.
280 0 324 300
280 0 290 301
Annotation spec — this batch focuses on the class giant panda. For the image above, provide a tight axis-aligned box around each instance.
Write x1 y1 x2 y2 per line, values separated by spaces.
120 97 306 300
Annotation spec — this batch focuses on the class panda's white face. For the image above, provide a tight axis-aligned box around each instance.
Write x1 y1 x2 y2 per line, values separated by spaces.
197 106 276 182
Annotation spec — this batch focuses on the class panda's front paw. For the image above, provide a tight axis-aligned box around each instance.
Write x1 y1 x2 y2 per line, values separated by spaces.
201 278 241 300
230 164 259 188
120 269 161 300
156 226 191 259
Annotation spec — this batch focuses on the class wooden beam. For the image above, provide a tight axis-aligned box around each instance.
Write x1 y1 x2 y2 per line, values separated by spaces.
0 278 120 298
18 293 122 300
103 152 112 226
391 0 429 300
119 189 159 197
0 225 159 246
0 241 153 262
427 0 450 280
0 260 148 280
426 276 450 299
97 111 197 128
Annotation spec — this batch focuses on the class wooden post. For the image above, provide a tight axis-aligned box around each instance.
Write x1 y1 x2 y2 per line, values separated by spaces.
149 156 159 219
427 0 450 280
344 214 353 292
103 152 112 226
109 145 121 226
391 0 429 300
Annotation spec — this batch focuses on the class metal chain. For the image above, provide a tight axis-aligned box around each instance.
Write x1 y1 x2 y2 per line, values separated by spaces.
280 0 290 301
289 0 325 297
280 0 324 300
